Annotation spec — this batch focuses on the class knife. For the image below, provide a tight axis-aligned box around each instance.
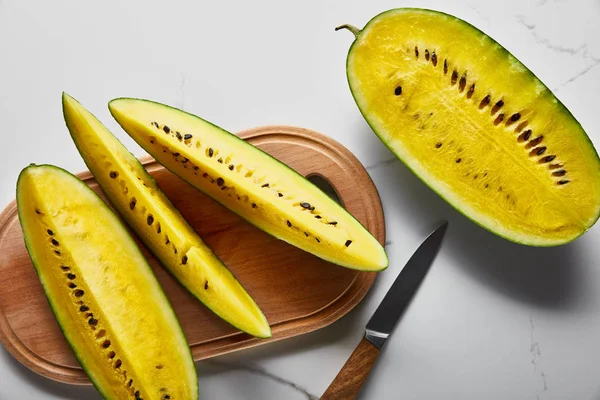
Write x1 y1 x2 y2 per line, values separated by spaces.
320 221 449 400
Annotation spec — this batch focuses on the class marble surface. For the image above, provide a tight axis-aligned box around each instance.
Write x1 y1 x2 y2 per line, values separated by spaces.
1 0 600 399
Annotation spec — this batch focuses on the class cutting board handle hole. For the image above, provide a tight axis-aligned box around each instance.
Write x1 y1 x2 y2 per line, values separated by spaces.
306 174 344 208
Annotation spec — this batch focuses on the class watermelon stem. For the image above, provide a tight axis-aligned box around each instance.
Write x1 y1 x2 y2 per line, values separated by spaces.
334 24 361 38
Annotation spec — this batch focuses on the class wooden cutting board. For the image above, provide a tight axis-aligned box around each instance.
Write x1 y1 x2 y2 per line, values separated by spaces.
0 125 385 385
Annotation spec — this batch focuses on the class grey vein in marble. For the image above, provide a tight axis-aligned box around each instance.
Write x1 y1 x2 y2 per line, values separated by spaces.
553 58 600 92
514 14 600 91
515 15 585 56
467 4 491 26
205 360 319 400
530 317 548 399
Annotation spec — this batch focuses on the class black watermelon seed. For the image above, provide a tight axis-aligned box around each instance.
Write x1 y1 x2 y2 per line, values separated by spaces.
194 166 199 171
479 95 491 109
491 100 504 115
558 180 570 185
109 171 118 179
456 158 462 163
218 158 223 163
286 220 292 227
300 202 311 209
156 365 164 369
315 215 322 219
208 148 214 157
61 265 70 270
414 46 419 58
157 224 161 234
176 132 182 140
252 203 257 208
152 122 158 128
262 183 269 188
88 318 98 325
278 193 283 197
443 59 448 74
431 52 437 66
394 86 402 96
435 142 442 148
459 75 466 92
173 152 180 157
79 305 89 312
229 165 234 171
102 340 111 348
329 221 338 225
182 158 188 163
54 250 61 255
204 280 209 290
345 240 352 247
47 229 54 235
494 114 505 125
451 70 458 85
485 184 489 188
519 129 532 141
304 232 309 237
67 273 76 280
108 351 115 359
114 359 121 368
135 391 140 398
165 236 170 244
536 147 547 155
163 395 171 400
128 380 133 387
174 248 177 254
217 177 225 186
35 209 42 214
184 134 193 140
130 198 137 210
182 256 188 265
202 173 208 178
52 239 59 245
510 113 521 122
163 126 170 133
425 49 430 60
528 136 544 147
147 215 154 225
68 283 77 289
316 237 320 243
553 170 567 177
467 84 475 99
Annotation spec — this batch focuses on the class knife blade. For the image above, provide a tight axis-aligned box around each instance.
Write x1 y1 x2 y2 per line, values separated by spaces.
321 221 448 400
365 221 448 350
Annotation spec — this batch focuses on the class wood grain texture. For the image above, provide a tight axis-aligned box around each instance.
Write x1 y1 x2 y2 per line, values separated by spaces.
320 338 380 400
0 125 385 385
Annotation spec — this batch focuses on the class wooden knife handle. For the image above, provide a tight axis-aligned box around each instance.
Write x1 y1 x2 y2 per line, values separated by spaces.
321 337 380 400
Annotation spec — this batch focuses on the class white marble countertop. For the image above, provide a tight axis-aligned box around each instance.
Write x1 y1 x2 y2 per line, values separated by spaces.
1 0 600 399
